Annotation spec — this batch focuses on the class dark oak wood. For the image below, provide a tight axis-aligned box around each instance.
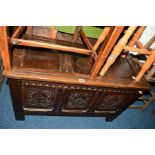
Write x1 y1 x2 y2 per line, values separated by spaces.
9 47 150 90
0 26 151 122
8 78 144 121
8 79 25 120
7 48 150 121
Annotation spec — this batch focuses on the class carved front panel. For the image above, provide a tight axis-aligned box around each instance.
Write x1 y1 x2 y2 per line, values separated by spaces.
62 90 96 112
21 80 102 111
96 89 137 112
20 80 139 114
22 85 57 109
97 94 126 111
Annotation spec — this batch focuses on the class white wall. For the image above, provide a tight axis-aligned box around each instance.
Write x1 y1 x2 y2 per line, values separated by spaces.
139 26 155 49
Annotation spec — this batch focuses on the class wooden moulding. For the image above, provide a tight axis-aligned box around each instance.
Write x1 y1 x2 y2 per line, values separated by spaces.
0 26 12 74
100 26 137 77
90 26 124 78
4 70 151 90
11 38 94 56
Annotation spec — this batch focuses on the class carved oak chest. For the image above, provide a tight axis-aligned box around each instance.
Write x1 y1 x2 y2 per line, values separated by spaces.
9 77 144 121
0 26 151 121
7 46 150 121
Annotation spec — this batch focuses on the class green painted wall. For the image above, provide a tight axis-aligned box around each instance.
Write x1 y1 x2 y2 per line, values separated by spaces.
56 26 102 39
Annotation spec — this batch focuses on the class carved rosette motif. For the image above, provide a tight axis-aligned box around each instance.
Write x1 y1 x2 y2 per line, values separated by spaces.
98 94 127 111
64 91 93 109
23 87 57 109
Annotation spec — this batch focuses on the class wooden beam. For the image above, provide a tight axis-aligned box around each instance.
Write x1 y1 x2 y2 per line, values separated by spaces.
72 26 81 43
128 26 146 46
27 26 33 35
90 26 124 78
145 35 155 50
135 50 155 81
124 46 151 55
50 26 57 39
12 38 94 55
79 29 93 50
93 27 110 51
0 26 12 73
79 29 98 59
146 65 155 80
11 26 26 40
23 33 85 49
136 40 145 49
100 26 137 76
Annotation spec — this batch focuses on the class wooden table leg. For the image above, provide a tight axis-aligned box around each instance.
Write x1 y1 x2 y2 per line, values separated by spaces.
8 79 25 120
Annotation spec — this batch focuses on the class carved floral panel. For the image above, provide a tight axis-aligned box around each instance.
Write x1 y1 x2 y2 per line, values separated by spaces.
23 86 57 109
97 93 127 111
63 91 94 110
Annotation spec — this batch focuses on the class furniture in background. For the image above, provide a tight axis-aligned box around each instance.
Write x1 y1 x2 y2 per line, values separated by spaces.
99 26 155 81
0 26 151 121
129 34 155 112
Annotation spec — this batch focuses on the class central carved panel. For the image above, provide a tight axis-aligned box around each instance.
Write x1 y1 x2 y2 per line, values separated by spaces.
63 91 93 110
23 86 57 109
